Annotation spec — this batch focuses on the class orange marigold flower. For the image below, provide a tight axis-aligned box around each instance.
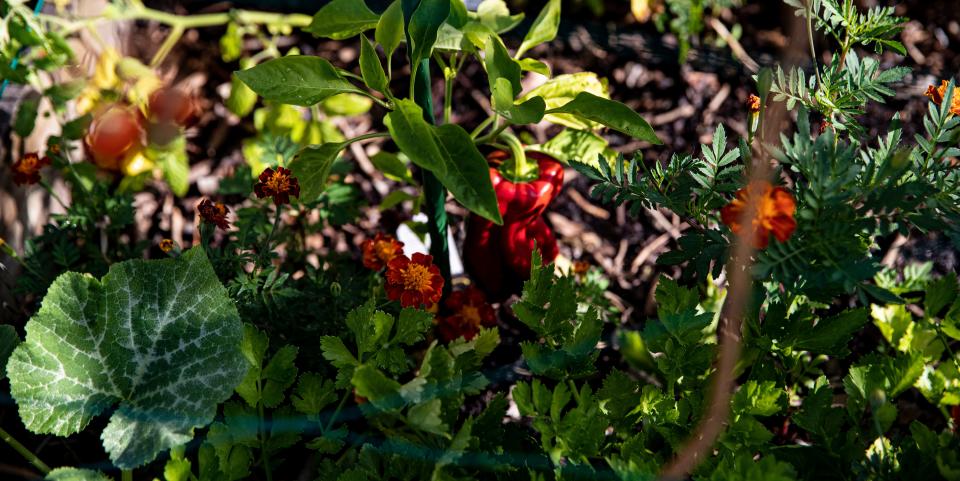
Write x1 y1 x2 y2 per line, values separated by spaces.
159 238 175 253
436 286 497 341
925 80 960 116
720 180 797 249
572 260 590 278
385 253 444 308
747 94 761 114
254 167 300 205
362 233 404 270
12 153 51 186
197 198 231 230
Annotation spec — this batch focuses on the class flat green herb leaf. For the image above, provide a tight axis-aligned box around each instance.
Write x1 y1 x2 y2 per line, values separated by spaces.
925 273 957 318
377 1 405 60
798 309 870 355
319 337 358 369
289 142 345 203
406 0 450 65
394 308 434 345
306 0 379 40
407 398 447 434
291 373 338 418
360 34 389 94
261 346 299 408
732 380 786 417
7 248 246 468
655 275 700 316
236 56 364 106
516 0 560 58
352 364 403 411
547 92 661 144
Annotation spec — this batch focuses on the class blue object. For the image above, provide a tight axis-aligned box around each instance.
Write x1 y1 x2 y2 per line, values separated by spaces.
0 0 46 99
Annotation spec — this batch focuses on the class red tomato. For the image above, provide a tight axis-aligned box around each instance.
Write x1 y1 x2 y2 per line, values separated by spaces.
85 105 144 171
149 87 197 126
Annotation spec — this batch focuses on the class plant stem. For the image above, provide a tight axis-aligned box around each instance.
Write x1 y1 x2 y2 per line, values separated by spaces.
39 180 68 210
258 401 273 481
499 131 532 182
804 0 825 89
443 70 454 125
42 7 312 34
259 205 283 269
149 24 183 67
0 426 51 475
122 470 133 481
323 392 351 433
475 121 509 145
470 116 496 139
345 132 391 145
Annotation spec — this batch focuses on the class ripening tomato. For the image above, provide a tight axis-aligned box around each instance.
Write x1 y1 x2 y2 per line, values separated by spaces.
148 87 197 126
85 105 144 171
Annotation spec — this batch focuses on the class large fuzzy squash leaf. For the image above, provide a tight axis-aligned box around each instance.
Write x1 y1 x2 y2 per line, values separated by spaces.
44 468 113 481
7 248 246 469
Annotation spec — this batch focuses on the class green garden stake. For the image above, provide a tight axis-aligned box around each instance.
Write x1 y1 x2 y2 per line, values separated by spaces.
402 0 451 295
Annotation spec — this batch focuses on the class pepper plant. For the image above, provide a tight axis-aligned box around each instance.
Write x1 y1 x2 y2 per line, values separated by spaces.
234 0 661 284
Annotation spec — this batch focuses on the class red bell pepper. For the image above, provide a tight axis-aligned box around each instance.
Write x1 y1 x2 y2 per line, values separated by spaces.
464 149 564 300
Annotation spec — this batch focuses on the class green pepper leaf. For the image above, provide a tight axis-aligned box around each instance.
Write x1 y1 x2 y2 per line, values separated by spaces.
370 151 414 183
305 0 379 40
6 248 246 469
547 92 661 144
236 56 365 106
432 124 503 224
14 95 39 138
226 74 258 117
405 0 450 66
359 34 389 94
515 0 560 58
385 99 502 224
485 36 522 98
377 1 405 61
289 142 346 203
491 78 545 124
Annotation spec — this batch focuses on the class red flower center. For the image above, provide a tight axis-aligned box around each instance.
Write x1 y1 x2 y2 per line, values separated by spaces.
401 262 433 292
460 305 482 327
266 170 291 194
16 157 38 173
375 241 399 263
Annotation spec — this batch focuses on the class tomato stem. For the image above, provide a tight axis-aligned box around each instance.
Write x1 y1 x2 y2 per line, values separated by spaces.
0 426 51 475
